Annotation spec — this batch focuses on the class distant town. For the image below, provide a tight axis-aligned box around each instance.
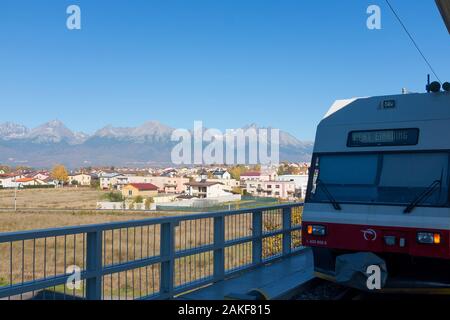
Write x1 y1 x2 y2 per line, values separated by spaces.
0 162 309 212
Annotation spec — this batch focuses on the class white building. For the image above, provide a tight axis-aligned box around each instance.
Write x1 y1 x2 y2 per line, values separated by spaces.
99 173 128 190
68 173 92 186
277 174 309 199
186 181 230 199
29 172 50 181
245 180 296 199
15 178 49 187
0 174 25 188
212 169 231 180
206 178 240 192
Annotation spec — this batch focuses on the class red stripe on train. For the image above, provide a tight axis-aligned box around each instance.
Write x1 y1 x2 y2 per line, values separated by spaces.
302 222 450 259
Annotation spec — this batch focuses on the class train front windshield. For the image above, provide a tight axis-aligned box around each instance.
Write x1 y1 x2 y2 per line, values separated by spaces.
307 152 450 207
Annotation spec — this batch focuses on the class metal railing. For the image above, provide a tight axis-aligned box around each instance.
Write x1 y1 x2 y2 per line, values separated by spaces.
0 203 303 300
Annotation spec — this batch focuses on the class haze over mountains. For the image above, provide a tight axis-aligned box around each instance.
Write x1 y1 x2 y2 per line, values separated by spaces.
0 121 313 168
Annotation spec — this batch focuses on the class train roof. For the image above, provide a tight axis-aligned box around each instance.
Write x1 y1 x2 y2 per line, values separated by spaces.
314 91 450 153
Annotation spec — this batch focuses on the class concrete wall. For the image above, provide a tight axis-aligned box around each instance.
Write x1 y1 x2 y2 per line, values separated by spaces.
157 194 242 209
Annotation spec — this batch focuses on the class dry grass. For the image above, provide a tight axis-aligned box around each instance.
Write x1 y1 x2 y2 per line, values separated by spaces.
0 211 173 233
0 188 108 210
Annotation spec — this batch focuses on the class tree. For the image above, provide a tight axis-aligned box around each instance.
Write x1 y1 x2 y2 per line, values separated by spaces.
0 165 11 173
252 164 261 172
134 195 144 204
277 162 300 175
91 179 100 189
229 165 248 180
51 164 69 184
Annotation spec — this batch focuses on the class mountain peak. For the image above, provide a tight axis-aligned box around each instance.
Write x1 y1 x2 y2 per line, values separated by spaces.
27 120 86 144
94 121 174 141
0 120 313 166
45 119 65 127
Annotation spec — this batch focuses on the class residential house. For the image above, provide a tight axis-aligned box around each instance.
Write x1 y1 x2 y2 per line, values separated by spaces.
240 172 262 182
245 180 296 199
127 176 189 194
241 170 278 183
28 171 50 181
186 180 230 199
15 178 49 188
212 169 231 180
206 178 240 192
68 173 92 186
197 169 209 181
122 183 159 198
277 174 309 199
160 168 178 178
0 174 25 188
99 173 128 190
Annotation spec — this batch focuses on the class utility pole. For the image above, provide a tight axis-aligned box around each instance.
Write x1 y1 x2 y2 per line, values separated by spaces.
14 178 17 212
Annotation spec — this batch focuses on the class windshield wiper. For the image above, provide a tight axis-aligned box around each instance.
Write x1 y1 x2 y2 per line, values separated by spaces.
404 180 442 214
316 179 342 211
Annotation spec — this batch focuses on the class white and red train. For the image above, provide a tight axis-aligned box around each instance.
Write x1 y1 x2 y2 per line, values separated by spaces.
303 86 450 291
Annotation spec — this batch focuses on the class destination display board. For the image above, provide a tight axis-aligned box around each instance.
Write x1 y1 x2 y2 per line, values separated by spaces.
347 128 419 147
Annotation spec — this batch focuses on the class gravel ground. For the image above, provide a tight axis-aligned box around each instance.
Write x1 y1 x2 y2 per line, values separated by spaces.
295 281 349 300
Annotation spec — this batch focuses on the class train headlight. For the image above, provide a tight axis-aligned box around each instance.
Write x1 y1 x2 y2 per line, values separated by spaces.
417 232 441 244
307 225 326 236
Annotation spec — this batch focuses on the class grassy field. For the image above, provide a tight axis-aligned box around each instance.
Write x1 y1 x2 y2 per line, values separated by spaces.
0 187 108 210
0 187 178 233
0 210 176 233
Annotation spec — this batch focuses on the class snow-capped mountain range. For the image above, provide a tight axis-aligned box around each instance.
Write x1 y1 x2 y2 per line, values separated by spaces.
0 120 313 167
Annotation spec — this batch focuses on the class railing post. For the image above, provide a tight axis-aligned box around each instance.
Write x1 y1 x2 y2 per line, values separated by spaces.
213 216 225 281
86 231 103 300
282 207 292 256
252 210 263 265
160 222 175 298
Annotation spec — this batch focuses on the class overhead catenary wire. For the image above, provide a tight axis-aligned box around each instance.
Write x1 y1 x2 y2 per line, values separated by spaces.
385 0 442 84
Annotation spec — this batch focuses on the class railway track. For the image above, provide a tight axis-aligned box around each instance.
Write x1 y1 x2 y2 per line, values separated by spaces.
295 278 357 300
295 278 450 300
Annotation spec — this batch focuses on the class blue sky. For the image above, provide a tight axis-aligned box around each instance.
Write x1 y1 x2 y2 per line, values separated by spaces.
0 0 449 141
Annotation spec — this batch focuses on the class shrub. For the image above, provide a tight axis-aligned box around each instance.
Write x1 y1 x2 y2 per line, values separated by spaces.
104 192 124 202
91 179 100 189
231 187 243 195
23 185 55 189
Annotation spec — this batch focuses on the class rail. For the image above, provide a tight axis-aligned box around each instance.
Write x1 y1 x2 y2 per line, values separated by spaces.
0 203 303 300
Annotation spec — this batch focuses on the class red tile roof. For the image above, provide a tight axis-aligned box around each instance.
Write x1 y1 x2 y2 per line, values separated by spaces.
241 172 261 177
186 181 223 187
127 183 158 191
16 178 35 183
